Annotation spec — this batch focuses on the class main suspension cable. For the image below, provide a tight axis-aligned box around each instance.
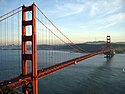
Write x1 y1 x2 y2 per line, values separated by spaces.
34 15 84 53
0 10 22 22
0 6 22 18
36 5 88 53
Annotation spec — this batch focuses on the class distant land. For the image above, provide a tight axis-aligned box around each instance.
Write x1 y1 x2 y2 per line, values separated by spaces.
0 41 125 53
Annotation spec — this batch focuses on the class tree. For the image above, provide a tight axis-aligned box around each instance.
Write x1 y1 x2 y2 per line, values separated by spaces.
0 86 22 94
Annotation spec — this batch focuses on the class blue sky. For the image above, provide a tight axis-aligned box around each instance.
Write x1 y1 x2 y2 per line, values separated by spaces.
0 0 125 43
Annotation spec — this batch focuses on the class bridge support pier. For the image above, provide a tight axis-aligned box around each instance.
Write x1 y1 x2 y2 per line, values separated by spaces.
22 3 38 94
106 35 111 58
22 83 32 94
104 35 114 58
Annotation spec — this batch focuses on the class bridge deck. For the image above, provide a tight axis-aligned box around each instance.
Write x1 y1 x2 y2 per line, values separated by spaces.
0 50 110 88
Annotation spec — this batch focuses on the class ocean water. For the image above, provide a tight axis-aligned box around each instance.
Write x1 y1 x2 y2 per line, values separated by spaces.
38 53 125 94
0 50 125 94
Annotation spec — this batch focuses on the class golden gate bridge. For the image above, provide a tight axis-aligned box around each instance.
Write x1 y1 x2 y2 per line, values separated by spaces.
0 3 114 94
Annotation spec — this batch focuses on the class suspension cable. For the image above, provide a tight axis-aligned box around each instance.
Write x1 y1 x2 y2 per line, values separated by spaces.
35 15 84 53
0 5 88 53
0 6 30 23
0 9 22 22
36 5 88 53
0 6 22 18
28 11 82 53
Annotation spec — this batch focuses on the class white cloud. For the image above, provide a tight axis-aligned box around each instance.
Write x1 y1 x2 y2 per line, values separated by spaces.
96 12 125 29
89 0 125 17
46 1 85 18
103 13 125 24
47 0 125 18
56 3 84 17
43 0 125 32
96 23 116 30
90 2 99 16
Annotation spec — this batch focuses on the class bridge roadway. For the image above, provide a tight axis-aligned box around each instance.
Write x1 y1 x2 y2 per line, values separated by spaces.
0 50 110 88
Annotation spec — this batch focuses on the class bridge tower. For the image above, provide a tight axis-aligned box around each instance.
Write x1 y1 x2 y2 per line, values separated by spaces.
105 35 111 58
22 3 38 94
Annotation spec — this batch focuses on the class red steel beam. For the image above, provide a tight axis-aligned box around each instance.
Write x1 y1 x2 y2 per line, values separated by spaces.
38 50 110 78
0 50 110 89
22 3 38 94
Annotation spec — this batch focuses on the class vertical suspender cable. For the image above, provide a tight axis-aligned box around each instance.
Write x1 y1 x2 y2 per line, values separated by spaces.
52 27 54 64
48 21 50 65
10 14 12 78
0 19 1 77
18 10 21 74
42 14 44 68
7 14 8 76
13 12 15 76
45 19 47 67
5 18 6 77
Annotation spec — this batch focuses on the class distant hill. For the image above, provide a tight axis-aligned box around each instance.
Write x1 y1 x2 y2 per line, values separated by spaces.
76 42 125 53
37 42 125 53
84 41 105 45
0 41 125 53
83 41 125 45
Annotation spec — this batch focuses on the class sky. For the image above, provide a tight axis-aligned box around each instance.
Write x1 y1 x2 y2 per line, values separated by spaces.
0 0 125 43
